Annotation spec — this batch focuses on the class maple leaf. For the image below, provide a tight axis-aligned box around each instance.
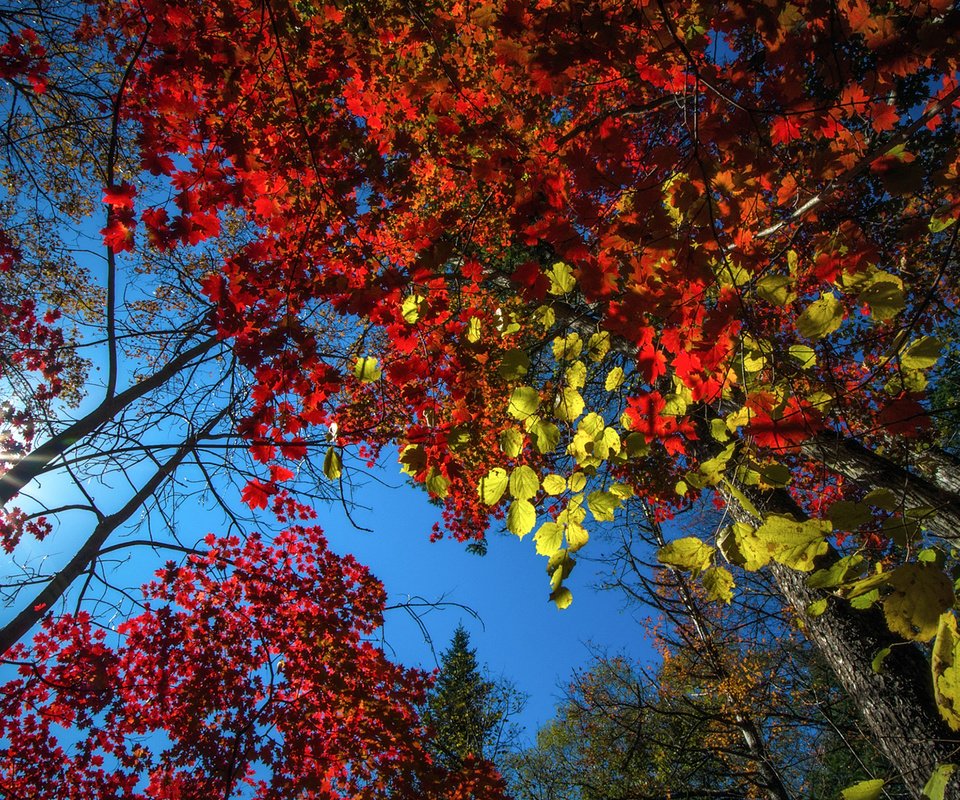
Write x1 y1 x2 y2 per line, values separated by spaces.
102 182 137 208
241 479 275 509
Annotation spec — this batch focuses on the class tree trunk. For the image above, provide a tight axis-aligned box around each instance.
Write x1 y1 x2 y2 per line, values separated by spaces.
801 434 960 542
722 486 960 799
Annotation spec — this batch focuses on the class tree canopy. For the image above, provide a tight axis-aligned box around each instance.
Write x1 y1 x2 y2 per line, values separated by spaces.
2 0 960 795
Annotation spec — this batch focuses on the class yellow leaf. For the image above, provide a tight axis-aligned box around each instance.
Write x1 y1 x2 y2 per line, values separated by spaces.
553 332 583 361
553 387 585 422
565 521 589 551
465 317 482 342
901 336 941 370
509 465 540 500
859 276 904 321
479 467 508 505
323 447 342 480
499 428 524 457
932 612 960 731
507 499 537 538
755 515 830 571
353 356 382 382
658 537 714 574
550 586 573 609
840 779 885 800
546 261 576 295
565 359 587 389
399 444 426 476
756 274 797 307
789 344 816 369
528 419 560 453
702 566 734 603
883 563 954 642
508 386 540 420
587 331 611 361
425 469 449 499
401 294 423 324
542 474 566 495
534 521 564 555
604 366 625 391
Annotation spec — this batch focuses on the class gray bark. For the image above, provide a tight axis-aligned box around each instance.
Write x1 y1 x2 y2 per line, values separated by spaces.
801 434 960 543
724 486 960 798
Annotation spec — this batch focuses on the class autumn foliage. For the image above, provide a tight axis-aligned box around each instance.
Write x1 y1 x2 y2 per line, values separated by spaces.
2 0 960 794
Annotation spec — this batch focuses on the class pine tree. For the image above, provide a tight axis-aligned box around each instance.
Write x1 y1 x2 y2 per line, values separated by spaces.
424 626 519 770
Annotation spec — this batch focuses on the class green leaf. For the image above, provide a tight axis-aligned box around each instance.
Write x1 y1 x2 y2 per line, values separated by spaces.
883 563 954 642
902 336 942 370
796 293 843 340
933 612 960 731
850 589 880 609
840 778 885 800
323 447 342 480
509 465 540 500
550 586 574 609
546 261 576 295
826 500 873 530
353 356 382 382
758 462 791 487
718 522 755 568
863 487 899 511
756 274 796 307
882 515 920 545
923 764 958 800
859 277 904 321
710 418 730 441
658 537 714 574
479 467 508 505
499 428 524 457
702 566 734 603
806 598 828 617
507 499 536 538
534 521 564 555
721 478 761 520
807 555 867 590
871 646 891 674
542 473 566 495
508 386 540 420
930 207 957 233
553 387 585 422
498 348 531 380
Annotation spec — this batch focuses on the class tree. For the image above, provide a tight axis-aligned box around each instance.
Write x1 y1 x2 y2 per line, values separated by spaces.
424 625 524 771
0 526 505 798
4 0 960 795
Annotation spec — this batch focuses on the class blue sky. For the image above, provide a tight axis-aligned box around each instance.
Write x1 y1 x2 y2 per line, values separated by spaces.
318 461 658 739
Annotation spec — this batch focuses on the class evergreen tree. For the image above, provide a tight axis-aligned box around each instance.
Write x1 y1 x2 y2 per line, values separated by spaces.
424 626 522 770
